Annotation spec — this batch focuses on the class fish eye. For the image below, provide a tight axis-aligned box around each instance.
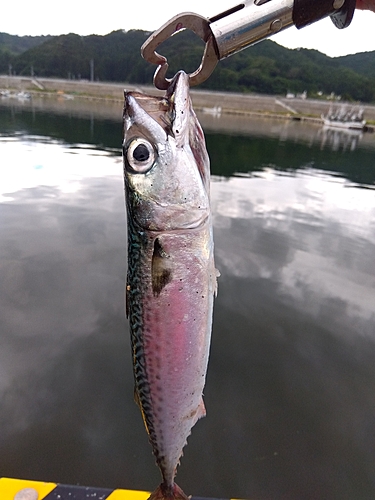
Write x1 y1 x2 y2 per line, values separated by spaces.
125 138 155 173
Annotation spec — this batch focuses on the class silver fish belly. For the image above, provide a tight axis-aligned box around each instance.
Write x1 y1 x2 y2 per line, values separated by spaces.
122 71 216 500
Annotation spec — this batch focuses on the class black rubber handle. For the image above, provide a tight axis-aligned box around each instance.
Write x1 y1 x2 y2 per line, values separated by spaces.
293 0 356 29
330 0 356 28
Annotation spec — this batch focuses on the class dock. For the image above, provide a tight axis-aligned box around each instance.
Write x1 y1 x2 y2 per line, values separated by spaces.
0 477 247 500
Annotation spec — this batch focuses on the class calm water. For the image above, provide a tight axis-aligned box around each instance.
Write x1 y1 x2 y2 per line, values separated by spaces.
0 97 375 500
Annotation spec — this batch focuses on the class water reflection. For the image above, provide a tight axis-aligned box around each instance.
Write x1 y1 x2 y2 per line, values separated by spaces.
213 171 375 320
0 141 133 486
2 97 375 158
0 105 375 500
319 126 363 152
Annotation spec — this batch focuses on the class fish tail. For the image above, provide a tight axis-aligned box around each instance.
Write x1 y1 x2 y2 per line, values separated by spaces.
147 482 189 500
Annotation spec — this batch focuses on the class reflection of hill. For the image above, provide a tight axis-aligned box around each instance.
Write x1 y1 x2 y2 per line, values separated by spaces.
1 98 374 189
195 113 375 188
204 123 375 188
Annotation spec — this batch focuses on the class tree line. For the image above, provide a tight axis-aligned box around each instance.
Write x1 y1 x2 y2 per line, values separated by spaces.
0 29 374 102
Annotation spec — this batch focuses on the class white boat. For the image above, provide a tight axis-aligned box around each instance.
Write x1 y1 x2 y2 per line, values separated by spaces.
201 106 222 117
16 91 32 100
322 106 366 130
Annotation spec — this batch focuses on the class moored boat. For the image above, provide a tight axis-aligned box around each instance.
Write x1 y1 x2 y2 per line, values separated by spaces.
321 105 366 130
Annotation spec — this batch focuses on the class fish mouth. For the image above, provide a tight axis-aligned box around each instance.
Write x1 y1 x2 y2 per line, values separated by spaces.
124 71 190 137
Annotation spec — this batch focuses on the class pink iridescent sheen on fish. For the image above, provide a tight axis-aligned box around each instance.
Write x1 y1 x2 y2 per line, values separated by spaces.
122 71 217 500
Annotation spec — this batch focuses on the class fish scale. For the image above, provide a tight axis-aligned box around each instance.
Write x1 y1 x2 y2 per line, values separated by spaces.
123 71 217 500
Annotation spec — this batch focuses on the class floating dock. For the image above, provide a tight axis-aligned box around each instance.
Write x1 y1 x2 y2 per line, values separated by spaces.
0 477 246 500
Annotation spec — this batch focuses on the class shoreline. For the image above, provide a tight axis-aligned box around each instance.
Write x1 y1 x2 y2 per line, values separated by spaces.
1 75 375 127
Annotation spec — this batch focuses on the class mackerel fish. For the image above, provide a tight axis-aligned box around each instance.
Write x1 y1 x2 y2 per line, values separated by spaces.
122 71 217 500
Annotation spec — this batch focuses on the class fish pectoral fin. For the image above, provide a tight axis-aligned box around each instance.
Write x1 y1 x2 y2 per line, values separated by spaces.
152 238 172 297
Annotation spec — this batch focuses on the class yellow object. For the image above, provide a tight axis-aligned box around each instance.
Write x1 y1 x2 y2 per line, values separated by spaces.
0 478 56 499
0 477 248 500
107 489 150 499
0 477 151 500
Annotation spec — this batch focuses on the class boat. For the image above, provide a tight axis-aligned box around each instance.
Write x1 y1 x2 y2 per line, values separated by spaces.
16 91 32 100
201 105 222 117
321 105 366 130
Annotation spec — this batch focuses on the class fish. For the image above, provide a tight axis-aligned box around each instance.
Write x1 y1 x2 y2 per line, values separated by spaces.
122 71 217 500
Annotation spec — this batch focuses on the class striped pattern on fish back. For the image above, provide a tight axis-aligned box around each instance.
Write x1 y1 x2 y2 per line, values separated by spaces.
126 203 165 470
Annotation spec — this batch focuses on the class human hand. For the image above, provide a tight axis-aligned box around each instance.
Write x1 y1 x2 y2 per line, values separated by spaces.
356 0 375 11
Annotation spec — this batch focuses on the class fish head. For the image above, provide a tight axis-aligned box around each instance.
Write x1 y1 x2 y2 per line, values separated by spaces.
123 71 210 232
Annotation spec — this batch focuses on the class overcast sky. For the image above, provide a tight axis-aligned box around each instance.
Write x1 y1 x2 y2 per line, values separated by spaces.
2 1 374 58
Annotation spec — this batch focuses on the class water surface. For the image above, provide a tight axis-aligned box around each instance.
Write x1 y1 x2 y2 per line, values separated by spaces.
0 97 375 500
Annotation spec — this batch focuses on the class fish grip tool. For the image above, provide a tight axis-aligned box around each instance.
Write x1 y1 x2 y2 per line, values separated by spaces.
141 0 356 89
141 13 219 90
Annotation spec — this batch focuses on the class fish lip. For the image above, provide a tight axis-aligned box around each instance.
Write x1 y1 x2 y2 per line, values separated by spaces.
166 71 190 138
166 71 189 103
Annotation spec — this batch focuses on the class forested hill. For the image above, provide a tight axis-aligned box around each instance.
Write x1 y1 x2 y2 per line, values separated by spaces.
336 51 375 79
0 33 52 55
0 29 374 102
